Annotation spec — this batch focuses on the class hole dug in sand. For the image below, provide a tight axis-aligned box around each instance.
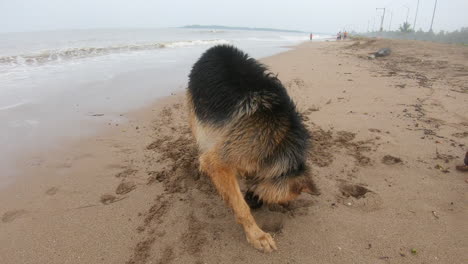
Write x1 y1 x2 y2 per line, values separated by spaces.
260 216 284 234
382 155 403 165
1 209 28 223
337 182 383 212
339 183 371 199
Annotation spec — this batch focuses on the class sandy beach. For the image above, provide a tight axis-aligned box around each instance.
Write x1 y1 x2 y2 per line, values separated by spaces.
1 38 467 264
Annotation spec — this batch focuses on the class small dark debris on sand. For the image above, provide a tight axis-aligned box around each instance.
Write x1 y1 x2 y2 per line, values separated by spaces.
435 149 457 163
382 155 402 165
368 48 392 59
435 164 450 173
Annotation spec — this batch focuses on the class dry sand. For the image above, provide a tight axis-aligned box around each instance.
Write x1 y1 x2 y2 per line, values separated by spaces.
1 38 467 264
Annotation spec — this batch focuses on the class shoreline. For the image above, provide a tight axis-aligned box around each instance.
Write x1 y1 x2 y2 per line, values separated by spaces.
1 39 467 264
0 26 321 186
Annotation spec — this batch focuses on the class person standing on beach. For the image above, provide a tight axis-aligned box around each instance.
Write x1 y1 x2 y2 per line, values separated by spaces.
310 33 313 41
344 31 348 40
337 32 342 40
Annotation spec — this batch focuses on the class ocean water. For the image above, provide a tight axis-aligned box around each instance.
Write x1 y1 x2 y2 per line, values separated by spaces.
0 28 332 185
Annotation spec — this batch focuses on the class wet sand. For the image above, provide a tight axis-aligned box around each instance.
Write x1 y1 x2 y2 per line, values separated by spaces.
1 39 467 264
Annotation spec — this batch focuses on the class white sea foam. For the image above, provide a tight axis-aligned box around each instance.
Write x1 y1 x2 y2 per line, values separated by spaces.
246 34 333 42
0 39 230 66
0 101 29 111
165 39 230 48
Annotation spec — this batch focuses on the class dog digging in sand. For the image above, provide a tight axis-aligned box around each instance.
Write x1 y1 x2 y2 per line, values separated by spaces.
187 45 320 252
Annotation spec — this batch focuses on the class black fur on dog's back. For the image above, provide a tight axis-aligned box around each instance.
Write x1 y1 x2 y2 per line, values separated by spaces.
188 45 316 203
189 45 293 125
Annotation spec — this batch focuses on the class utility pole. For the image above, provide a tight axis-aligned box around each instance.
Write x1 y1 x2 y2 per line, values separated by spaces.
429 0 438 32
413 0 420 30
367 20 370 32
388 11 393 31
372 17 376 32
376 8 386 32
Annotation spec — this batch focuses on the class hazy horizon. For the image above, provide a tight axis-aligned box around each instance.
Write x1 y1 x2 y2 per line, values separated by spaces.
1 0 468 34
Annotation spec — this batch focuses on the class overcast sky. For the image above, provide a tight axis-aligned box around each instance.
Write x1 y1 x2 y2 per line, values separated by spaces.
1 0 467 33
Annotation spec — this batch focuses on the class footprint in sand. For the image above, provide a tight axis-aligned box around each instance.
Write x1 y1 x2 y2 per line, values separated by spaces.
339 183 370 199
156 246 175 264
1 209 28 223
29 157 44 167
271 199 318 217
115 181 136 195
115 168 138 179
260 213 285 234
55 162 73 169
99 194 128 205
382 155 403 165
106 163 127 169
73 153 94 160
45 187 59 196
452 132 468 138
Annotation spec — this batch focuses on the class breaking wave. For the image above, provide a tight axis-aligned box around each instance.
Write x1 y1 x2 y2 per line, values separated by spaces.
0 39 230 66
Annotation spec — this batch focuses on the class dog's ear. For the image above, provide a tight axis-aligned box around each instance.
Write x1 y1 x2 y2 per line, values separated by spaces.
300 178 320 196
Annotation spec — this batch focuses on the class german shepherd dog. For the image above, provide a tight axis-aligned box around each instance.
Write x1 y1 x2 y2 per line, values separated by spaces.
187 45 319 252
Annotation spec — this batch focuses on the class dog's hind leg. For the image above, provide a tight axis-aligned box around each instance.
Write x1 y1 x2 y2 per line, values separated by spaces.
199 151 277 252
244 190 264 210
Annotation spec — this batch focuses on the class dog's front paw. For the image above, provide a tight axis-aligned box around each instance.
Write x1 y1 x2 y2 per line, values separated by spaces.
246 230 277 252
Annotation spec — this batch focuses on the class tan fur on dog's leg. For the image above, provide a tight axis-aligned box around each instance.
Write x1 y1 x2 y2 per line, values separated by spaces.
199 152 277 252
